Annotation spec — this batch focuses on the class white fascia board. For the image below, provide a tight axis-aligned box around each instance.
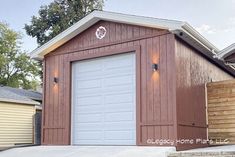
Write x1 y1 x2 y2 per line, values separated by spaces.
180 23 219 53
30 13 100 60
30 11 184 59
30 11 222 61
216 43 235 59
94 11 183 30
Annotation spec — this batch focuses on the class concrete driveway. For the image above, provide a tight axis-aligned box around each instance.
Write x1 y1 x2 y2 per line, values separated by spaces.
0 146 176 157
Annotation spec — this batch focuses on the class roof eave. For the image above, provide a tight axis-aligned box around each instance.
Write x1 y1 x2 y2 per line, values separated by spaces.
181 23 218 52
30 13 101 60
0 98 40 105
31 11 218 60
215 43 235 59
171 24 235 77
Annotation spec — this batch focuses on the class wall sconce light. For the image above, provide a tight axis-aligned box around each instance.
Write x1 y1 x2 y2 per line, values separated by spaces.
152 63 158 72
54 77 58 84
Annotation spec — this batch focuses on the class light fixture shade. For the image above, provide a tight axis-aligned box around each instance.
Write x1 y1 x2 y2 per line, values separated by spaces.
152 64 158 71
54 77 58 84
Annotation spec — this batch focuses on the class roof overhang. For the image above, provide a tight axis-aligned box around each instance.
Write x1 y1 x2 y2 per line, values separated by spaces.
0 98 40 105
30 10 185 59
215 43 235 61
30 10 219 59
30 10 235 76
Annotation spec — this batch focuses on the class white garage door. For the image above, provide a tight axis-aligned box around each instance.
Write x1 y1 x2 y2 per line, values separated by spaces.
71 53 136 145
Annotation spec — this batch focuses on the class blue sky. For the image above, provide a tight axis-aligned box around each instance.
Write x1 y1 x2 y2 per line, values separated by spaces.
1 0 235 52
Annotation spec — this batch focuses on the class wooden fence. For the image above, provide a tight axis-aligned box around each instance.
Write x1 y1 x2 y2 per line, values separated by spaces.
207 79 235 145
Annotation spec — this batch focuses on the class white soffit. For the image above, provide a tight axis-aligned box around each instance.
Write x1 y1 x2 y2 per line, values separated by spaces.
216 43 235 60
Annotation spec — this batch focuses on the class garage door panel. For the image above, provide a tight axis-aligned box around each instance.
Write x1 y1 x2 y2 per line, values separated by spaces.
103 140 135 145
103 54 134 68
104 103 133 112
104 112 134 122
76 88 102 98
104 75 134 87
76 104 104 114
75 60 102 73
76 96 102 106
75 131 103 140
76 79 101 89
103 121 135 130
103 67 134 77
72 53 136 145
104 93 134 104
75 67 134 81
75 140 104 145
104 131 135 140
75 71 102 81
76 113 103 123
77 103 133 114
103 85 134 95
74 123 103 131
76 81 134 97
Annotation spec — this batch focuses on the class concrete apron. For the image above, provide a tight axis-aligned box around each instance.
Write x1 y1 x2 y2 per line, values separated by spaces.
0 146 176 157
169 145 235 157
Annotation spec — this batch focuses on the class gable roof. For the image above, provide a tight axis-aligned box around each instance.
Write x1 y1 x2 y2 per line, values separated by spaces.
0 86 41 105
30 10 218 59
30 10 235 76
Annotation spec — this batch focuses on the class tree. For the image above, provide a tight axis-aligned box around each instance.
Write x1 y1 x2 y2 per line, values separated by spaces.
25 0 104 46
0 22 40 90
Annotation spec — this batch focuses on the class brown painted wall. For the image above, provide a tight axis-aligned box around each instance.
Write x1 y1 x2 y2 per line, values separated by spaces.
42 21 177 146
42 20 233 150
175 38 233 150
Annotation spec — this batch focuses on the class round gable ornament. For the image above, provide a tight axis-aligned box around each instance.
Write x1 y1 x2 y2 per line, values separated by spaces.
96 26 106 39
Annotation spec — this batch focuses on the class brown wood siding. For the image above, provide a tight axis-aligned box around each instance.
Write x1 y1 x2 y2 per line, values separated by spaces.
175 38 233 150
207 79 235 145
42 21 177 146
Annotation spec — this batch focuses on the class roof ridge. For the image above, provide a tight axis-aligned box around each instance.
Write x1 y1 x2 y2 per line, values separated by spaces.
94 10 185 24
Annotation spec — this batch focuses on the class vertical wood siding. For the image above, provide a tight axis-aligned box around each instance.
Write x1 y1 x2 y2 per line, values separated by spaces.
42 21 177 146
175 38 233 150
207 80 235 145
42 20 233 150
0 102 35 146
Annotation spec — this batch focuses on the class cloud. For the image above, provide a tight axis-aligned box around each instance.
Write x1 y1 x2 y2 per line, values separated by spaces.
196 24 217 34
219 17 235 33
229 17 235 24
196 17 235 35
231 0 235 4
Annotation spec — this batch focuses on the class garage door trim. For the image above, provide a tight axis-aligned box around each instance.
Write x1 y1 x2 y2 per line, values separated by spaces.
70 46 141 145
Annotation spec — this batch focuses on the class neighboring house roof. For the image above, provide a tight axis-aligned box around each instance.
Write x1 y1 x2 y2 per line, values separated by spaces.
0 86 41 105
215 43 235 62
1 86 42 102
30 10 235 76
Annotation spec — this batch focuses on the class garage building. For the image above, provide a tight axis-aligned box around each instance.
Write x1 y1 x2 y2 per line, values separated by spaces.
31 11 235 150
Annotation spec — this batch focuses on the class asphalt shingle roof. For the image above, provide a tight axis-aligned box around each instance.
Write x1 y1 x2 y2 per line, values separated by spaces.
1 86 42 101
0 86 42 105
